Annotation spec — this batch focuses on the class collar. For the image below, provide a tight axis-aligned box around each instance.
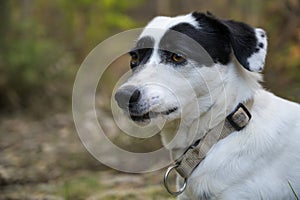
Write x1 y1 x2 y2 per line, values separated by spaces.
164 99 254 196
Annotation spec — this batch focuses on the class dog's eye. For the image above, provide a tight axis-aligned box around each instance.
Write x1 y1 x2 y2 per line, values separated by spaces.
131 53 138 62
171 53 186 63
130 52 139 68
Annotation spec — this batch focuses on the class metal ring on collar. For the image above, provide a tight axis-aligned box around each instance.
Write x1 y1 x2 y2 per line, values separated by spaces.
164 164 187 196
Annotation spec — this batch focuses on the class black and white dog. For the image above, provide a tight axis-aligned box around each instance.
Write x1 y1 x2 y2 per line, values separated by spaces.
115 12 300 200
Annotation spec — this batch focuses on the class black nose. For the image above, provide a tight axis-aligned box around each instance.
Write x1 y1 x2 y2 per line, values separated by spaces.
115 85 141 110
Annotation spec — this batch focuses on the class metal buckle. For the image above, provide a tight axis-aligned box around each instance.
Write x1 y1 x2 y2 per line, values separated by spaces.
164 163 187 196
226 103 251 131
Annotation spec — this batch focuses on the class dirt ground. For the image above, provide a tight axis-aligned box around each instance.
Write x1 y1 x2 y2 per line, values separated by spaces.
0 112 174 200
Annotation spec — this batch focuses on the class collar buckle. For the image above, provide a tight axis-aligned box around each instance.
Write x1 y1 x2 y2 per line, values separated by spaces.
226 103 252 131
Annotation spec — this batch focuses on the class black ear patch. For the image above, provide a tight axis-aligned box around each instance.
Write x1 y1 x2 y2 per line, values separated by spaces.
221 20 267 72
221 20 257 71
192 12 267 72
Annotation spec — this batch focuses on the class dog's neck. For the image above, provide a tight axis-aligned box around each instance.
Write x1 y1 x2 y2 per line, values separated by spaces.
161 61 262 158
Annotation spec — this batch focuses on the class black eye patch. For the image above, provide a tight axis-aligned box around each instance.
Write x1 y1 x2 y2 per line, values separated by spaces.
129 36 155 69
159 24 214 67
135 36 155 49
129 48 153 69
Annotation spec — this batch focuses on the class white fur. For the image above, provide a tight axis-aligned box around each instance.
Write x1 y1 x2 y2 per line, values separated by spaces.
247 28 268 72
175 63 300 200
139 14 199 41
118 13 300 200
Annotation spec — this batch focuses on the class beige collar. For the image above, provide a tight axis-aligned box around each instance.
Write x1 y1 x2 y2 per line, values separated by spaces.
164 99 254 196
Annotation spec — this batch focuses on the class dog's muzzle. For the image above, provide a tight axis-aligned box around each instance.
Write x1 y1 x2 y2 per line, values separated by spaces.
115 85 177 122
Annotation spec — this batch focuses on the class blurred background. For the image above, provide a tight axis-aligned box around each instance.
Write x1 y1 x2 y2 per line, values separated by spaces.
0 0 299 199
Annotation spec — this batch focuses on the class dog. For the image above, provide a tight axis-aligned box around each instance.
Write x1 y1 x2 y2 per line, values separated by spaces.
114 12 300 200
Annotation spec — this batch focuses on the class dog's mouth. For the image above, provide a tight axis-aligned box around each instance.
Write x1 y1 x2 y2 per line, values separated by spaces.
129 107 178 122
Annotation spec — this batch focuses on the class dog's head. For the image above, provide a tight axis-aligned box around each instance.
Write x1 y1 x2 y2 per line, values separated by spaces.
115 12 267 124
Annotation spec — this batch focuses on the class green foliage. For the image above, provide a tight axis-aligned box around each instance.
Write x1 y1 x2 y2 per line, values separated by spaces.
54 0 144 57
0 18 66 110
0 0 299 112
0 0 144 112
4 23 62 90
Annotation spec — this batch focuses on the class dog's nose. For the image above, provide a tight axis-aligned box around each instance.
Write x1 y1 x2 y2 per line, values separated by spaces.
115 85 141 109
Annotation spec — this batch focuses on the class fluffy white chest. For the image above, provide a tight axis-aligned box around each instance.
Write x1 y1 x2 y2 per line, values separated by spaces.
177 90 300 200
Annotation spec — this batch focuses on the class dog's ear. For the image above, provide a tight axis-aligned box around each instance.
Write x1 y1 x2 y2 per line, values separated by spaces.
222 20 267 72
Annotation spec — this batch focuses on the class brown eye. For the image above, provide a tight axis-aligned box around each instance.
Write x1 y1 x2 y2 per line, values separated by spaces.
131 53 138 63
172 53 186 63
130 52 139 69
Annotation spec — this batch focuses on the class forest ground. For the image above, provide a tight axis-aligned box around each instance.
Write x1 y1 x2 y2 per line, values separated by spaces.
0 112 173 200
